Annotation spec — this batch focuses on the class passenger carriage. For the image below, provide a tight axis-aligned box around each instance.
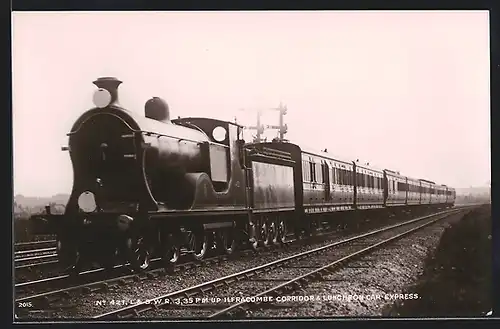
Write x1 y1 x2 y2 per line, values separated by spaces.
419 179 433 205
355 163 384 209
383 169 407 206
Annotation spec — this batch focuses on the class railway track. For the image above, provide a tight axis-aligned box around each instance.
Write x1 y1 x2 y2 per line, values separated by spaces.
14 207 425 311
14 206 470 318
15 226 349 308
15 240 58 268
15 244 58 268
92 206 469 319
15 240 57 252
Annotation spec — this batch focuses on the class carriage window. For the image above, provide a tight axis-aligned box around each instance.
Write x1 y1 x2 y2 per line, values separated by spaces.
316 163 323 183
309 161 316 182
303 161 310 182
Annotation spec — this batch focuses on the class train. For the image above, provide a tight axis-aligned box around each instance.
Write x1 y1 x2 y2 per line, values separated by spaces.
32 77 456 272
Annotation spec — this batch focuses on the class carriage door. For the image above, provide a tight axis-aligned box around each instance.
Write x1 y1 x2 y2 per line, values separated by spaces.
322 161 330 201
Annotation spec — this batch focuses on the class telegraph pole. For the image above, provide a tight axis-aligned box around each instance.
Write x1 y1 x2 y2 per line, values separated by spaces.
238 103 288 143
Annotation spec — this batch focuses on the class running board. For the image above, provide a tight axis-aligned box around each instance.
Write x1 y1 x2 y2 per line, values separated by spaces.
203 222 234 230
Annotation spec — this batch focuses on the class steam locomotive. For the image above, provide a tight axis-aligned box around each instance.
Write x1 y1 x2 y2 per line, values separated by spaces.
35 77 456 272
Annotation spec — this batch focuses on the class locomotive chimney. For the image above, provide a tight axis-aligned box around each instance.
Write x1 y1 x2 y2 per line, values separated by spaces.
92 77 122 107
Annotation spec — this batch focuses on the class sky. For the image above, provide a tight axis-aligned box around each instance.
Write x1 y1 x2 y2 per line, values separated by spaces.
12 11 490 197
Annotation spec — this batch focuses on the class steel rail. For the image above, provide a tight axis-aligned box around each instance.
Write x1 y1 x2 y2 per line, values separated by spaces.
15 247 57 257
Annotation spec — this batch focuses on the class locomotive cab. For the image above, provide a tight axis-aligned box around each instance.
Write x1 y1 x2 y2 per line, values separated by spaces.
172 117 240 192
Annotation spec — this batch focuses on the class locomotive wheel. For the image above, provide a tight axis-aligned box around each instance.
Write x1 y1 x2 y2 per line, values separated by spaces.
249 221 262 251
261 221 272 248
126 236 151 271
266 221 277 247
218 229 237 255
161 233 180 265
168 245 180 264
271 219 279 245
274 219 287 244
310 219 319 236
99 247 118 270
56 238 81 274
189 231 209 261
294 226 305 240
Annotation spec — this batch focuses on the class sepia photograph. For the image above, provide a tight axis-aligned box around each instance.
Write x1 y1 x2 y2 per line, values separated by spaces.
12 10 492 321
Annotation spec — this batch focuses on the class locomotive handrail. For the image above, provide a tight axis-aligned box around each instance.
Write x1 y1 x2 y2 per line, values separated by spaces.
173 120 209 137
248 153 295 165
68 110 136 135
